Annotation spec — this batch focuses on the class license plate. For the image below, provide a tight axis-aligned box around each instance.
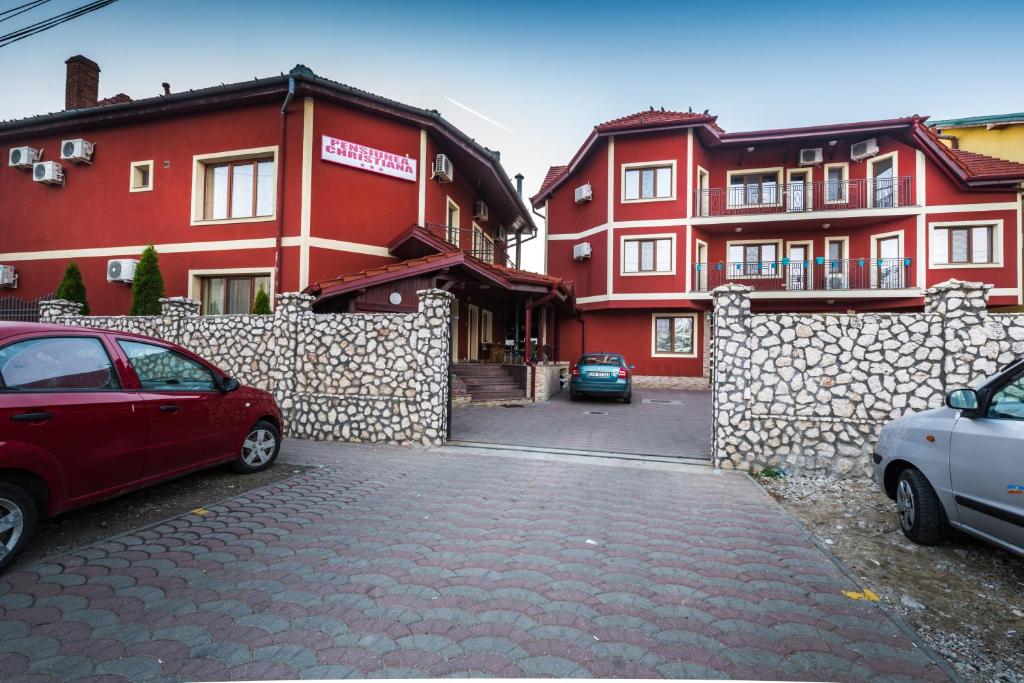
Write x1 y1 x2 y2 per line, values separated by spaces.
588 371 611 378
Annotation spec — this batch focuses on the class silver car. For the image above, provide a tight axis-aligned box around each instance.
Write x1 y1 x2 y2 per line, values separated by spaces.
874 358 1024 557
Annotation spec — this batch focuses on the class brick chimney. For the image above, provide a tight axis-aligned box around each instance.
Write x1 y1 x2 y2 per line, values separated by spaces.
65 55 100 110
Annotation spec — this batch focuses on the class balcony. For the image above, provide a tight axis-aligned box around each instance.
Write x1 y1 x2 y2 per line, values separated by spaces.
692 257 915 293
421 222 513 267
693 177 915 218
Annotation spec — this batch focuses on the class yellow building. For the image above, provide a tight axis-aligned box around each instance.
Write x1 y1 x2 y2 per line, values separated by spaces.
930 112 1024 163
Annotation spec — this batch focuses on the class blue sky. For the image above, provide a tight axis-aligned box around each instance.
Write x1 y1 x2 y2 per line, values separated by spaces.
2 0 1023 270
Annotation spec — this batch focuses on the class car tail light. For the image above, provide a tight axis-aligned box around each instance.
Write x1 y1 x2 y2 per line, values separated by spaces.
618 367 628 379
571 365 579 377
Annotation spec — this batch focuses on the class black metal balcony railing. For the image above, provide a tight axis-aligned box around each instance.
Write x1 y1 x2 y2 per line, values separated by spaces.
692 257 914 293
693 177 915 217
423 222 514 268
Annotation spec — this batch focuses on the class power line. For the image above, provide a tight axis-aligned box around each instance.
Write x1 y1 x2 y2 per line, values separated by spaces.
0 0 53 21
0 0 119 48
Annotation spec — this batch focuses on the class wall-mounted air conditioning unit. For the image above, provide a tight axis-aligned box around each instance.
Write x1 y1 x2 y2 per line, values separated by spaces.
8 146 41 169
0 265 17 288
60 138 94 164
574 183 593 204
573 242 592 261
107 259 138 283
798 148 823 166
432 154 453 182
850 138 879 161
32 161 64 186
473 200 488 221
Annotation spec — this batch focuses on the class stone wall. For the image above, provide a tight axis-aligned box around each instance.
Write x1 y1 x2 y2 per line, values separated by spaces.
712 280 1023 477
40 290 453 447
527 362 570 401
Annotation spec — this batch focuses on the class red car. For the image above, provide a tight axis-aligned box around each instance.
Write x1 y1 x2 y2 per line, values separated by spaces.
0 321 283 571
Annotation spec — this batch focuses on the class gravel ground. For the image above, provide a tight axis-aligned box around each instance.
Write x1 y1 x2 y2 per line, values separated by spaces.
13 461 315 569
759 474 1024 683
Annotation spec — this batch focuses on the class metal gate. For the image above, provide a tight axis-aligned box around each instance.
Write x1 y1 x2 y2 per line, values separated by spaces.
0 293 53 323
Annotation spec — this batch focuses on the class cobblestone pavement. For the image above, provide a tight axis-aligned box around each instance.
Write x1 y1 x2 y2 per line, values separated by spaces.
452 389 712 459
0 443 951 681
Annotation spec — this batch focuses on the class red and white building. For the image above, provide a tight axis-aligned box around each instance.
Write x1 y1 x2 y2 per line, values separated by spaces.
533 110 1024 383
0 57 569 381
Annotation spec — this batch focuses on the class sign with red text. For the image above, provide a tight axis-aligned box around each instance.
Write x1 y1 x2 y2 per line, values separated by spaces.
321 135 417 182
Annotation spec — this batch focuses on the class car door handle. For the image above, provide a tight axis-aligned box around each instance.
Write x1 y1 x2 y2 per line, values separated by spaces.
11 412 53 422
158 405 181 413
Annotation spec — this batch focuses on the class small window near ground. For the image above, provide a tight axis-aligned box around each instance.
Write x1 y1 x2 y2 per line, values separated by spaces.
0 337 118 391
130 160 153 192
653 316 695 355
932 225 995 265
624 238 672 273
200 274 271 315
624 165 673 200
118 340 217 392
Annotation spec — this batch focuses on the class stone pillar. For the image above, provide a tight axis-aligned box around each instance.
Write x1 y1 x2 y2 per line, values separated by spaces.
275 292 315 320
415 289 454 446
39 299 83 323
924 279 993 389
711 284 754 470
158 297 200 320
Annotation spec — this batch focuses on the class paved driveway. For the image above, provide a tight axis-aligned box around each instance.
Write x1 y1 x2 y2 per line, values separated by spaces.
452 388 712 460
0 441 950 681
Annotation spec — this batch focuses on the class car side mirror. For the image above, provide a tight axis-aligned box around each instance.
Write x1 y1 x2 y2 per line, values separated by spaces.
219 376 241 393
946 388 978 412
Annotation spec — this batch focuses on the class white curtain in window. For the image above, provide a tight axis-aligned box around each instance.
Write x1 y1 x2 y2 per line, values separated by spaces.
655 239 671 272
203 278 225 315
227 278 252 314
640 241 655 271
951 229 969 263
205 165 229 220
655 167 672 198
231 163 255 218
624 240 639 272
640 169 655 199
931 229 949 264
625 170 640 200
972 226 990 263
728 245 744 264
256 161 275 216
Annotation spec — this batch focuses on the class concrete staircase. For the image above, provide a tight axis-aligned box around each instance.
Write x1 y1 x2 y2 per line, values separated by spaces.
453 363 525 402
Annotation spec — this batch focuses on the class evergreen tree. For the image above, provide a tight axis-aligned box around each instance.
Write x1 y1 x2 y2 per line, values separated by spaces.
251 286 271 315
55 260 89 315
129 245 165 316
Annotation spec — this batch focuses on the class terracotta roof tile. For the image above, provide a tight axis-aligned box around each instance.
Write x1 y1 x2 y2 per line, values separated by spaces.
536 165 567 199
311 251 461 291
947 148 1024 180
596 109 720 133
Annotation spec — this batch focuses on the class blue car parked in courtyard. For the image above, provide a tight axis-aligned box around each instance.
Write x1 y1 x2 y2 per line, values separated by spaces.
569 352 634 403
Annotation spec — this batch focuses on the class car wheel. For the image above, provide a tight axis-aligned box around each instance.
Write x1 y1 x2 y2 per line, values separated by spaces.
896 468 945 546
232 420 281 473
0 483 37 573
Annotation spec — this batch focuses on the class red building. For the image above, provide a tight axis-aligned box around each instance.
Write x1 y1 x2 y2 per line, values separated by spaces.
534 110 1024 383
0 58 570 396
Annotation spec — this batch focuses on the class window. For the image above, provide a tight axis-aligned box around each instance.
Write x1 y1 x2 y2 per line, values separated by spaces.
200 274 271 315
0 337 118 391
933 225 995 265
824 164 848 203
988 372 1024 420
653 315 696 356
130 160 153 192
118 340 217 392
870 154 896 208
623 238 672 274
472 224 494 262
446 198 460 246
727 242 777 276
481 309 493 344
202 158 275 220
624 164 673 201
728 170 780 207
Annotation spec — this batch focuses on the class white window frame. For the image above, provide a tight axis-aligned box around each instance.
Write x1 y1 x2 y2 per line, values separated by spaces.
620 232 676 276
869 229 906 287
928 219 1004 269
621 160 677 204
651 312 698 358
823 162 849 205
867 151 899 208
785 167 813 211
725 238 783 279
725 167 784 209
187 267 275 314
190 146 279 226
696 166 710 217
129 160 154 193
445 196 461 247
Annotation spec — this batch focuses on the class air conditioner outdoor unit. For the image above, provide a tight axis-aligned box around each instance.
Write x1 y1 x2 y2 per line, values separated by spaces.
107 258 138 283
574 183 593 204
32 161 64 186
0 265 17 288
473 200 488 220
432 154 453 182
798 148 823 166
573 242 593 261
850 138 879 161
60 138 94 164
8 146 41 169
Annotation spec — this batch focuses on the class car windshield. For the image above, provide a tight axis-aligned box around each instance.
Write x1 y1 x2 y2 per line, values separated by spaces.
579 354 623 366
